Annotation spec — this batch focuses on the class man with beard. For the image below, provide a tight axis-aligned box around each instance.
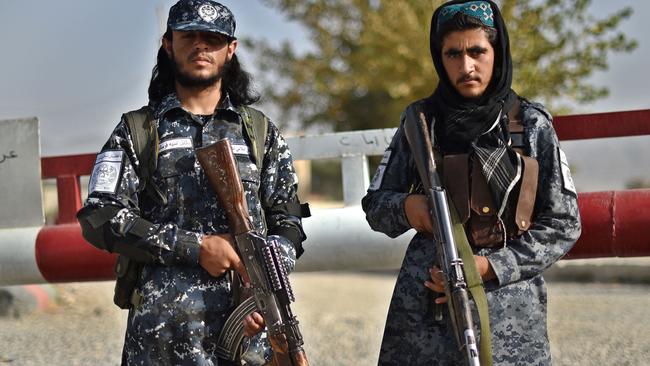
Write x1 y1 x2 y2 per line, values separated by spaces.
77 1 307 365
362 1 581 365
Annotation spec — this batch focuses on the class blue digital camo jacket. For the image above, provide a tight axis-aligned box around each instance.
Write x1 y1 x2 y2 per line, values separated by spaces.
81 93 303 365
362 99 581 366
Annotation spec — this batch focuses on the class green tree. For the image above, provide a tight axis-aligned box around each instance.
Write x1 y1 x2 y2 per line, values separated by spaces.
248 0 636 131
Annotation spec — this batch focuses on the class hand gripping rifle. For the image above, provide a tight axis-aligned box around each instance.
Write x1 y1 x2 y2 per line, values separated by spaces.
403 107 481 366
196 139 309 366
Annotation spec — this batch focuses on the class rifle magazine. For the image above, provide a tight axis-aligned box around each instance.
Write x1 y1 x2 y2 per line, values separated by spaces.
216 296 258 361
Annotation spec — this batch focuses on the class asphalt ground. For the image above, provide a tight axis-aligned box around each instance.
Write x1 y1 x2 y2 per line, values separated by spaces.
1 273 649 366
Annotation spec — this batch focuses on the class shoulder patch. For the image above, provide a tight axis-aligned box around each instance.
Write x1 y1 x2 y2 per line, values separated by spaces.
89 150 124 194
368 149 392 191
558 148 577 196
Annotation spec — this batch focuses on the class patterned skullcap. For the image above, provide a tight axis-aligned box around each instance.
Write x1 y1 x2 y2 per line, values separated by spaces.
168 0 236 39
437 1 494 31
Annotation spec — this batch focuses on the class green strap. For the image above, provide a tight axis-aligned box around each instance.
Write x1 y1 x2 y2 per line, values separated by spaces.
447 197 493 366
238 106 268 170
123 106 167 206
123 106 157 181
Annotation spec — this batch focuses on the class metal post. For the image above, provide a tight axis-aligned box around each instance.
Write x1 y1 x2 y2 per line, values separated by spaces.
341 154 369 206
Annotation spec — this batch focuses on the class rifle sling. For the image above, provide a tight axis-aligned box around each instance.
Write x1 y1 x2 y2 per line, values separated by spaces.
447 196 493 366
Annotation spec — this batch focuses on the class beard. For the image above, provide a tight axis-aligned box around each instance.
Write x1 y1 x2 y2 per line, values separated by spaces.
170 51 230 89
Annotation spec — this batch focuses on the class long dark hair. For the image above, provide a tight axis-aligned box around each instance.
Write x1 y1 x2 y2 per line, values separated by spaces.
148 29 260 107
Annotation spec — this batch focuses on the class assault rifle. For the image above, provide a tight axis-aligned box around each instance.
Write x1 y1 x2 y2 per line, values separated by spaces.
403 107 480 366
196 139 309 366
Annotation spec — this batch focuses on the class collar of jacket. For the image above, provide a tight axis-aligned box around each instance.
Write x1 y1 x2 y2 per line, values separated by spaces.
152 91 239 121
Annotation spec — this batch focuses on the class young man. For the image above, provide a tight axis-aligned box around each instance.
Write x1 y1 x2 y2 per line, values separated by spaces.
77 1 306 364
362 1 581 365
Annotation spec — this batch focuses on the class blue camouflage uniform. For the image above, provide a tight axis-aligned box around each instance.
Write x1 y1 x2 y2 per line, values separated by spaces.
362 99 581 365
81 92 302 365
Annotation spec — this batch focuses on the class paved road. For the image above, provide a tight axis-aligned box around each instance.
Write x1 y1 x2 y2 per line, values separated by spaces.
1 273 648 365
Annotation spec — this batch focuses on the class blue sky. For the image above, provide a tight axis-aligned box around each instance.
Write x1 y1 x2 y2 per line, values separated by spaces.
0 0 648 190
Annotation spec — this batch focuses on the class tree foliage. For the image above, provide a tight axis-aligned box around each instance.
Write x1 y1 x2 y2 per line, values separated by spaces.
248 0 636 131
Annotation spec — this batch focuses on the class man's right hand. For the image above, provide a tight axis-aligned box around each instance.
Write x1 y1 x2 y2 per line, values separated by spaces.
404 194 434 233
199 234 250 284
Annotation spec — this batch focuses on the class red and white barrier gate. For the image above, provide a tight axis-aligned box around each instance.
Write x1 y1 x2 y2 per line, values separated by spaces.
1 109 649 285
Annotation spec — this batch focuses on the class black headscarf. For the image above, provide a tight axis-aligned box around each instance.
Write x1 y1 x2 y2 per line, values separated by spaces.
427 0 522 217
428 0 517 154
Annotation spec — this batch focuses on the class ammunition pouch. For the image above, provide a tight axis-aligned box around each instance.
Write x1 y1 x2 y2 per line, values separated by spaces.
113 254 144 310
442 151 538 248
267 200 311 258
77 205 122 252
469 155 506 247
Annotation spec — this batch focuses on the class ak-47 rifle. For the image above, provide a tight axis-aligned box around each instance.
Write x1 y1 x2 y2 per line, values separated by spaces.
196 139 309 366
403 107 481 366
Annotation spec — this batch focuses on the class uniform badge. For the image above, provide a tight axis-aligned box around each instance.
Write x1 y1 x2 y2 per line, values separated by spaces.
558 148 577 195
159 137 193 153
369 150 392 190
231 144 250 156
198 4 218 22
89 150 123 194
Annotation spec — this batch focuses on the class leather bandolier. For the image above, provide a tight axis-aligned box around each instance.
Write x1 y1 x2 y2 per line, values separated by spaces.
442 100 539 248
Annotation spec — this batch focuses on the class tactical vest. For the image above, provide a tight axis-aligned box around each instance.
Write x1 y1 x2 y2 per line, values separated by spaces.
442 99 539 248
113 104 271 309
124 105 269 205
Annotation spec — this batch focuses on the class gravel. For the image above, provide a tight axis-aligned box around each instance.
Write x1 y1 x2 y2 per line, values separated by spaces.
1 273 648 365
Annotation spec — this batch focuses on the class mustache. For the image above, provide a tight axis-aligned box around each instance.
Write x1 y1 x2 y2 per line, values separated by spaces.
188 51 214 62
456 74 480 84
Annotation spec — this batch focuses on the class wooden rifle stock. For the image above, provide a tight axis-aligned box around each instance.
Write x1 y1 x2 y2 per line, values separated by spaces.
196 139 251 236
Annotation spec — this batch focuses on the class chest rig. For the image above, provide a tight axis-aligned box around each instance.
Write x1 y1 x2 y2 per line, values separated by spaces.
110 104 270 310
441 99 539 248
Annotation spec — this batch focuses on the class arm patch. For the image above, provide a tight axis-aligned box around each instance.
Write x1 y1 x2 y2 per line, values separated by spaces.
368 149 392 191
558 148 577 196
89 150 124 194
